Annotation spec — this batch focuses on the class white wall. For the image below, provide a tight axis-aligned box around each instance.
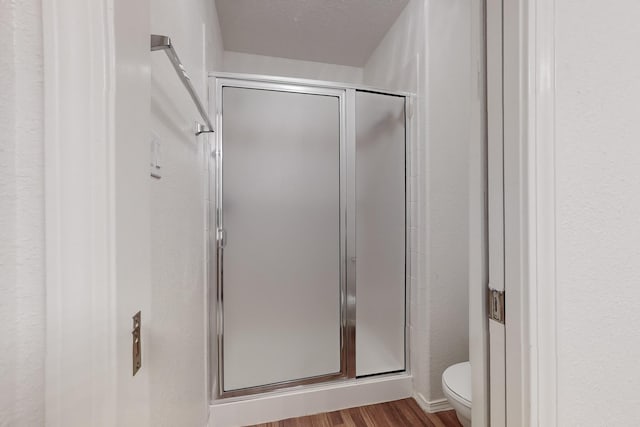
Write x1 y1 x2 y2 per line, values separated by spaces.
423 0 471 402
223 51 363 84
149 1 224 426
364 0 472 404
0 1 45 425
554 1 640 425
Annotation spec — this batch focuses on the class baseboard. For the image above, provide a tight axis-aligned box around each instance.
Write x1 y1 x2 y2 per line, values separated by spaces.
209 374 412 427
413 392 453 413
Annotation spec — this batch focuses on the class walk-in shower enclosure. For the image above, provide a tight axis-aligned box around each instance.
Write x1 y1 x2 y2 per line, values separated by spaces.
209 74 410 398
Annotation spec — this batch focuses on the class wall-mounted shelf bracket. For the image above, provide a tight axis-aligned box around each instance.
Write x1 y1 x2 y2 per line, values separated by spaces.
195 122 214 136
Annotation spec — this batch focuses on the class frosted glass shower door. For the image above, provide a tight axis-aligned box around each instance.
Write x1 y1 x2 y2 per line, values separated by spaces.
220 85 344 392
355 91 406 377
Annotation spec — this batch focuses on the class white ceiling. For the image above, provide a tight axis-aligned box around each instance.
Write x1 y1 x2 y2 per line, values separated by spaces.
215 0 410 67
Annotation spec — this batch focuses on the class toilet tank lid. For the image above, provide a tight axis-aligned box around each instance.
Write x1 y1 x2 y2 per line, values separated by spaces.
442 362 472 403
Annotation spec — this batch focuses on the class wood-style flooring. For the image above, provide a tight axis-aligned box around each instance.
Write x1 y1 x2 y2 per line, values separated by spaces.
248 398 462 427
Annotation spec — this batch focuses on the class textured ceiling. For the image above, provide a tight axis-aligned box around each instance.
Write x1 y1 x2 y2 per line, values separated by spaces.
215 0 410 67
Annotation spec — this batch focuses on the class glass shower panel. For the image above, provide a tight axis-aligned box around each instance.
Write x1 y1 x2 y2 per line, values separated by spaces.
221 86 342 392
355 91 406 377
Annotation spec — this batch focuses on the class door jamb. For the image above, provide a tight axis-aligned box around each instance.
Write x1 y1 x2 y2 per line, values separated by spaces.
43 0 118 424
502 0 558 425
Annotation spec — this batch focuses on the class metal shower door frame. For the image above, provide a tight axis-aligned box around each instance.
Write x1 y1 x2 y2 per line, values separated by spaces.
213 78 352 398
209 74 414 401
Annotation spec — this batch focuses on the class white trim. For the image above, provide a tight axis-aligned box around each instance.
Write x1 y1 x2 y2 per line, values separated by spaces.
413 394 453 414
208 374 412 427
502 0 530 425
43 0 117 425
486 0 506 425
502 0 558 426
529 0 558 425
43 0 154 424
469 0 489 426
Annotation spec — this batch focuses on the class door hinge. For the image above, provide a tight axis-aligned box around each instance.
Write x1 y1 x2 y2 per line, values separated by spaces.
488 288 505 324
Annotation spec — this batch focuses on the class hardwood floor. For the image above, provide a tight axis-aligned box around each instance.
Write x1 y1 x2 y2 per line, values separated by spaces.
248 398 462 427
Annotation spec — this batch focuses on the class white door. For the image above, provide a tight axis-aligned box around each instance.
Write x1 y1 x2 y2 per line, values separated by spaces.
487 0 506 426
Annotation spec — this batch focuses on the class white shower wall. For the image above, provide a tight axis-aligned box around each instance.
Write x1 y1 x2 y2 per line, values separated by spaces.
421 0 472 402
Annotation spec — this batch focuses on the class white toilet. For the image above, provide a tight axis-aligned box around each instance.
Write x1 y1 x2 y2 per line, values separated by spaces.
442 361 472 427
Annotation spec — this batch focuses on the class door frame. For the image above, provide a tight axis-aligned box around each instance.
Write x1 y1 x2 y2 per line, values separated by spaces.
500 0 558 425
479 0 558 425
469 0 489 425
42 0 153 425
43 0 118 424
213 78 350 397
486 0 507 425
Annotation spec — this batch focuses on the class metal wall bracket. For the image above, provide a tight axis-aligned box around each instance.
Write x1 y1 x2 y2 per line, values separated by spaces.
151 34 215 136
195 122 215 136
488 289 505 324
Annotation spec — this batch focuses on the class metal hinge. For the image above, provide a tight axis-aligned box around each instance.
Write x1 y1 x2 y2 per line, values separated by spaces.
488 288 505 324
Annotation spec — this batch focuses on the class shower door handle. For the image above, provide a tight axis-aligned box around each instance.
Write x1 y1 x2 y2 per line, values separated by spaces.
217 228 227 248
